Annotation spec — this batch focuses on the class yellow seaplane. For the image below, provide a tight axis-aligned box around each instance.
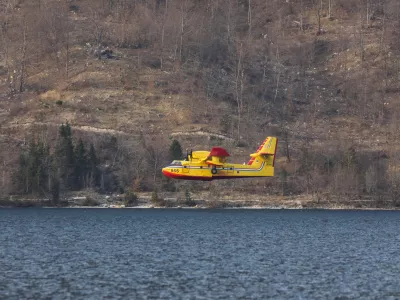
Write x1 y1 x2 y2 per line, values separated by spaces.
162 137 278 181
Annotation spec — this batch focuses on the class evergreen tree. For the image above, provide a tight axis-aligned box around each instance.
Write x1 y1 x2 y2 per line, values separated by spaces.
169 139 183 160
18 151 29 193
50 173 60 204
58 123 74 163
87 143 99 188
15 124 101 195
15 124 101 196
124 188 138 207
151 189 165 206
55 122 75 189
74 139 88 189
17 138 50 195
184 188 196 207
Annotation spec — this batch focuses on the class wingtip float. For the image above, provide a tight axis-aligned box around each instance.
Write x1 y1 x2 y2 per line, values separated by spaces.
162 137 278 181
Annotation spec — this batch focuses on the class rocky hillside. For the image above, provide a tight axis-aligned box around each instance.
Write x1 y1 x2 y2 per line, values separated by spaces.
1 0 400 205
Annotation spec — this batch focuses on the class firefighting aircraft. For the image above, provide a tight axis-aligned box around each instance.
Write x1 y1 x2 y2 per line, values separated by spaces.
162 137 278 181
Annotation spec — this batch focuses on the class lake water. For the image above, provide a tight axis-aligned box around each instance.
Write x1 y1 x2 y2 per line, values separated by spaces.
1 209 400 299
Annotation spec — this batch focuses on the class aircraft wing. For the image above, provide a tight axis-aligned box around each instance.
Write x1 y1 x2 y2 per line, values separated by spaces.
204 147 230 166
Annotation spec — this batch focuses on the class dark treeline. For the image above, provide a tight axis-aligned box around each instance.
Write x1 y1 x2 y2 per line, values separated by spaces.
10 124 400 206
15 123 100 203
12 121 187 203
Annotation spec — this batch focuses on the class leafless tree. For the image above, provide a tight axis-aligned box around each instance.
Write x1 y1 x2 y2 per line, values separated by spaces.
18 17 27 92
248 0 252 38
160 0 169 70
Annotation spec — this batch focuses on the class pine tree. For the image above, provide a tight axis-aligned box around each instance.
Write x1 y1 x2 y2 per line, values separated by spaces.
184 188 196 207
50 173 60 205
15 124 101 195
124 188 138 207
74 139 88 189
87 143 99 188
151 189 165 206
55 122 75 189
169 139 183 160
17 138 50 195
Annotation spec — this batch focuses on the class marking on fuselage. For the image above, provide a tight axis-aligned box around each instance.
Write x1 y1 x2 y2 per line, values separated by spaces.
233 162 265 172
167 162 265 172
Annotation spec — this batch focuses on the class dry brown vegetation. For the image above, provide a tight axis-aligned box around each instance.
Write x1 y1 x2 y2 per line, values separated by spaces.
1 0 400 207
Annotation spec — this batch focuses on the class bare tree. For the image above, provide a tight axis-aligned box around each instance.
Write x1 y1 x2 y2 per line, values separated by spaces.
88 6 107 59
160 0 169 70
18 17 27 93
177 0 186 63
328 0 333 18
248 0 252 37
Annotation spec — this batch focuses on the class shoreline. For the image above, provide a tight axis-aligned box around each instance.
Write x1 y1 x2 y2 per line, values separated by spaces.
2 192 400 210
60 207 400 211
1 203 400 211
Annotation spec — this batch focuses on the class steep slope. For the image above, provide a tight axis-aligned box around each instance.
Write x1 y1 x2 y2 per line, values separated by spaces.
1 0 400 204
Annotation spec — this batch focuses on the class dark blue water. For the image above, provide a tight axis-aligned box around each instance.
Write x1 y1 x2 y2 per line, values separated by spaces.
1 209 400 299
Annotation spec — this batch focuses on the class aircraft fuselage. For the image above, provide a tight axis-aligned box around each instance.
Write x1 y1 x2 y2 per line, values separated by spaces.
162 137 278 181
162 160 273 181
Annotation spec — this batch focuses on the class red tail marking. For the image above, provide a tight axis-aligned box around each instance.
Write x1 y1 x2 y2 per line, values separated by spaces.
272 138 278 167
247 157 255 165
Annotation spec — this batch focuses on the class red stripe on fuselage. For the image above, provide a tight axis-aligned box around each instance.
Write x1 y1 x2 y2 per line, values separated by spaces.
162 170 212 181
162 170 270 181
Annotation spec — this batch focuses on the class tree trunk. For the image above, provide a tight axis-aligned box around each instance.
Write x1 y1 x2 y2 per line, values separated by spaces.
179 2 184 63
160 0 168 70
248 0 252 37
19 20 27 93
328 0 332 19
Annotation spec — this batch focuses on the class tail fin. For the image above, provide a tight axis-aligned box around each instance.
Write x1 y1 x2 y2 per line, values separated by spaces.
247 137 278 166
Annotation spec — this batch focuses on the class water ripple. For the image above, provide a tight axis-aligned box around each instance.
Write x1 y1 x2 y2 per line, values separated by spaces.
1 209 400 299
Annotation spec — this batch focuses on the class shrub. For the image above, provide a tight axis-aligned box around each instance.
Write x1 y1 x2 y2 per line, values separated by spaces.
124 189 138 207
206 200 229 209
81 197 100 207
184 189 196 207
151 190 166 207
161 177 176 192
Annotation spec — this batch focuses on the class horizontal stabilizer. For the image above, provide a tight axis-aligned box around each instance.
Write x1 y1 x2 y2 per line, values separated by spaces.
250 152 274 157
247 137 278 166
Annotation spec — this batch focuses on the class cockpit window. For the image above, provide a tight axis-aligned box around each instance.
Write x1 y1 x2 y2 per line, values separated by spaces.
170 161 182 166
